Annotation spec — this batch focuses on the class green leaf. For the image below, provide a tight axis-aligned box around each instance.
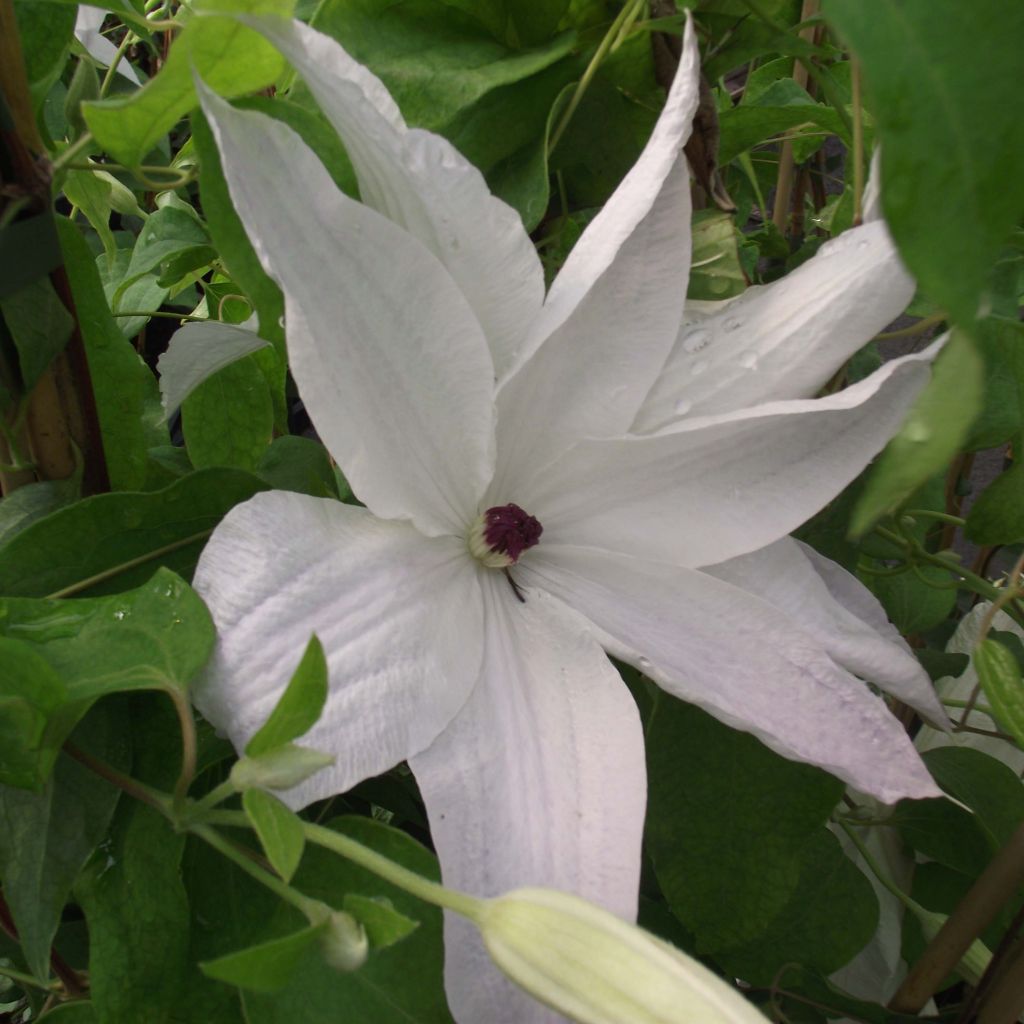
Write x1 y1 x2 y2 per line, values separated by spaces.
850 330 983 536
0 637 70 788
717 102 845 167
823 0 1024 325
98 250 170 342
37 1003 99 1022
342 894 419 950
182 354 274 471
965 463 1024 545
76 699 191 1024
688 210 746 301
0 475 79 546
157 320 271 418
974 638 1024 750
645 698 876 981
256 435 340 498
862 564 956 635
242 817 452 1024
115 207 213 303
0 467 268 598
922 746 1024 847
56 217 165 491
247 634 328 756
13 0 77 112
312 0 575 132
82 0 295 168
201 921 328 993
890 797 992 877
0 277 74 391
0 702 128 979
242 788 306 883
61 168 117 260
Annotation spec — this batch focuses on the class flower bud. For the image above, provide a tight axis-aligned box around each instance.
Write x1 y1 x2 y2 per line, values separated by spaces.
478 888 766 1024
913 907 992 986
319 910 369 973
230 742 334 792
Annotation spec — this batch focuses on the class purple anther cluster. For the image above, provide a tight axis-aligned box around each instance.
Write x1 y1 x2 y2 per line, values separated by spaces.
483 503 543 563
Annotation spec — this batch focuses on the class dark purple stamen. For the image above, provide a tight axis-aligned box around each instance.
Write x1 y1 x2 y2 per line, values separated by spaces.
483 503 543 563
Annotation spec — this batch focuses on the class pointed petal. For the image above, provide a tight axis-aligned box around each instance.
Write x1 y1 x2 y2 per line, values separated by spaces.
490 154 694 500
237 16 543 378
521 344 937 569
75 7 141 85
504 15 701 381
410 579 645 1024
192 492 484 808
634 220 915 431
521 545 940 804
705 538 947 725
196 79 495 535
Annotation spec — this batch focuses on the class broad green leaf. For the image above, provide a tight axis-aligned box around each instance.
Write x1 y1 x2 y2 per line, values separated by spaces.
0 637 69 788
890 797 991 877
342 894 419 950
242 817 452 1024
0 475 79 546
717 103 845 167
201 921 329 993
37 1003 99 1022
964 320 1024 450
0 569 213 700
247 634 328 756
688 209 746 301
645 699 876 980
702 0 804 81
0 467 267 598
56 217 165 490
0 703 128 979
13 0 77 112
242 788 306 883
0 277 73 392
823 0 1024 325
312 0 575 132
965 463 1024 545
98 249 169 341
83 0 295 168
256 435 340 499
862 564 956 635
974 638 1024 750
76 699 191 1024
157 320 271 418
850 331 983 536
115 207 213 304
182 354 274 472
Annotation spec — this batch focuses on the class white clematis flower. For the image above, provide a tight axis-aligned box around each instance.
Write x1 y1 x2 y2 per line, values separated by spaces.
191 15 946 1022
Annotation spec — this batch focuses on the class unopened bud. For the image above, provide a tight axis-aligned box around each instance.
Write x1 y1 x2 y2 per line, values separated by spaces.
230 742 333 792
479 888 765 1024
319 910 369 973
913 907 992 986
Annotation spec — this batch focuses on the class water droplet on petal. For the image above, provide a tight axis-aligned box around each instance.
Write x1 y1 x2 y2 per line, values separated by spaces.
674 399 692 416
690 359 709 376
723 316 742 333
682 328 712 354
739 351 759 370
856 238 870 250
637 656 653 674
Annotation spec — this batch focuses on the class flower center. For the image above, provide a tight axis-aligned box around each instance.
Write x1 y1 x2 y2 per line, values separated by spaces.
467 503 543 569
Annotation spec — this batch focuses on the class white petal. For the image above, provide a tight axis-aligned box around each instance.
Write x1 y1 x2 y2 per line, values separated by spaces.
238 15 543 378
506 15 701 380
521 344 937 569
196 80 496 535
490 154 694 500
705 538 948 725
75 7 141 85
410 579 645 1024
634 220 915 431
156 318 269 418
521 545 940 804
192 492 484 808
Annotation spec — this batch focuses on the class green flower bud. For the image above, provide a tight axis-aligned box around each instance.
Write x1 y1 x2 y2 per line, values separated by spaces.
64 58 100 140
319 910 369 973
230 742 334 792
913 907 992 987
479 888 766 1024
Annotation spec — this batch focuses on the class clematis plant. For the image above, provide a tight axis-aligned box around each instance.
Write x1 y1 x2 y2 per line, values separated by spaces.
191 13 947 1022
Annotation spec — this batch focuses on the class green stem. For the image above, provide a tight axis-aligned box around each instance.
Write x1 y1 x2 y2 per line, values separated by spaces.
839 821 928 916
850 56 863 224
50 132 95 175
44 528 214 599
0 964 56 993
111 309 206 320
64 743 173 818
99 35 136 98
168 688 197 811
941 697 996 717
206 810 483 922
875 313 946 341
548 0 645 155
191 823 327 923
188 778 237 819
901 509 966 528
